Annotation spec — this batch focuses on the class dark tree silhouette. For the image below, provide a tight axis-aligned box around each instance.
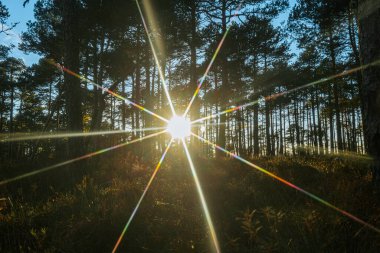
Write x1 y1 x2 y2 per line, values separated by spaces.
62 0 83 158
357 0 380 183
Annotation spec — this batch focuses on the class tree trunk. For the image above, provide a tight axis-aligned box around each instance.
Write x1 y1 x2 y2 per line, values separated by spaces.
328 27 343 151
294 100 301 149
9 70 14 158
122 80 126 130
357 0 380 183
265 99 271 156
9 69 14 133
91 31 106 132
316 89 323 154
328 86 334 152
90 37 99 131
144 54 151 129
189 1 200 151
189 0 199 122
253 58 259 156
63 0 83 157
0 90 5 131
135 64 141 137
279 103 283 155
217 0 228 156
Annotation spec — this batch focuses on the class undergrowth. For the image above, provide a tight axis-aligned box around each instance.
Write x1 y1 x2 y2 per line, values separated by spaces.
1 147 379 252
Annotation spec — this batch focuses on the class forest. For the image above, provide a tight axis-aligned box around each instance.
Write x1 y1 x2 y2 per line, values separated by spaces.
0 0 380 252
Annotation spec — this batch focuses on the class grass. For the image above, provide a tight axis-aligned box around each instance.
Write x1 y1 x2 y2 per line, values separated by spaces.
1 146 380 252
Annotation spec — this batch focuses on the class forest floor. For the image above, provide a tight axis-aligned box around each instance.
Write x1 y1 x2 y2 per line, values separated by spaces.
1 144 380 252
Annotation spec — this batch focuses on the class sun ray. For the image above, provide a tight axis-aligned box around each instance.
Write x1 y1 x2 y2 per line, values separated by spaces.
182 139 221 253
136 0 176 116
192 103 255 124
47 59 168 123
264 58 380 101
192 122 227 127
111 139 173 253
183 3 242 118
192 133 380 234
192 58 380 124
0 127 167 143
0 131 165 186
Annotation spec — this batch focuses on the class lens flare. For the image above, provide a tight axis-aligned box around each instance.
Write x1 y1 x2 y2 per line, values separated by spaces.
192 59 380 124
0 127 166 143
192 104 254 124
47 59 168 123
192 133 380 234
112 139 173 253
182 139 221 253
183 3 242 118
136 0 176 116
0 131 165 186
166 116 191 139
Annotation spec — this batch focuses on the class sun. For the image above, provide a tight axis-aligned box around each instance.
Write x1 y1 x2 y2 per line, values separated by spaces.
166 115 191 139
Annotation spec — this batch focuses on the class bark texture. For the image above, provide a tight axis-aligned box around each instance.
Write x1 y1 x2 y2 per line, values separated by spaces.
63 0 83 156
358 0 380 183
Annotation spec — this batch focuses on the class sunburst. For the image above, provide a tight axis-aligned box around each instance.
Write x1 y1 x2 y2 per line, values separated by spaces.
166 116 192 139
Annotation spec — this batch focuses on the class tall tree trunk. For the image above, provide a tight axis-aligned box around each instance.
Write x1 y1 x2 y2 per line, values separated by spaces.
131 73 136 131
328 27 343 151
253 103 259 155
110 96 114 129
348 7 364 99
0 90 5 132
189 0 200 151
189 0 199 121
237 109 243 155
217 0 228 156
9 70 14 158
357 0 380 183
253 57 259 156
91 31 106 132
328 87 334 152
122 80 126 130
9 69 14 134
324 112 329 151
90 35 99 131
279 103 284 155
294 100 301 148
144 54 151 129
63 0 83 158
316 90 323 154
352 107 357 152
265 100 271 155
135 64 141 138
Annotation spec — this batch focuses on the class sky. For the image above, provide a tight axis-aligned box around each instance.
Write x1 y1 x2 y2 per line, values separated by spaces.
1 0 297 67
0 0 39 65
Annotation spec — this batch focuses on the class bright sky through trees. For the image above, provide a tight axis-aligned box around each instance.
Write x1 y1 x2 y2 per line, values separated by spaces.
1 0 296 66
